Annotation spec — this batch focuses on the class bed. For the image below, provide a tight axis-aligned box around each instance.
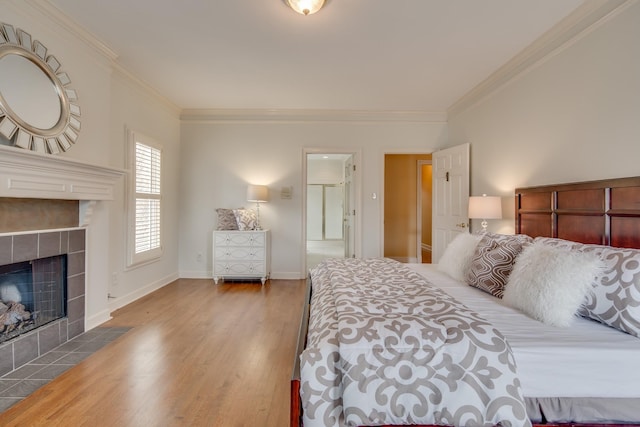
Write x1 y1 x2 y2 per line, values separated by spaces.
291 176 640 427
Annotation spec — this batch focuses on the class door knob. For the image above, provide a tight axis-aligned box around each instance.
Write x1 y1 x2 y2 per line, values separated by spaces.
456 222 467 228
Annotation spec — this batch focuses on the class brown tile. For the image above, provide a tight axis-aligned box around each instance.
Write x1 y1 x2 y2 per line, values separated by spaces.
67 251 85 277
67 296 85 323
68 229 85 252
12 234 37 263
67 273 85 300
38 232 61 258
0 236 11 265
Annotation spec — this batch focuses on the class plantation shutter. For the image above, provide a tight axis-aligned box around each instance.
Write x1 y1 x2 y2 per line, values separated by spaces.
135 142 161 254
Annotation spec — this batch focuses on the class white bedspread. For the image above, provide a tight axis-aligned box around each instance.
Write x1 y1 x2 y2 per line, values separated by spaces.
300 258 530 427
407 263 640 398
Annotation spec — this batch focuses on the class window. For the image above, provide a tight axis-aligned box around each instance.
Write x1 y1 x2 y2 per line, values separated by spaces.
127 130 162 266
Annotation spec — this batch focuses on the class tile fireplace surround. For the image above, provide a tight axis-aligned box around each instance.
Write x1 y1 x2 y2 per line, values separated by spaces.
0 228 86 376
0 144 124 376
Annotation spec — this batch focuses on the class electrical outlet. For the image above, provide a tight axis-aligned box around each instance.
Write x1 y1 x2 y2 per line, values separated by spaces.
197 252 203 262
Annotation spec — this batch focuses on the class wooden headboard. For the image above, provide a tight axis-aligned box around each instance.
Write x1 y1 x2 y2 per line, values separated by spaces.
515 176 640 248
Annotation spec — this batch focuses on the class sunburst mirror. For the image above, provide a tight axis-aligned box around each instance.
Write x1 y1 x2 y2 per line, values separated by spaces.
0 22 80 154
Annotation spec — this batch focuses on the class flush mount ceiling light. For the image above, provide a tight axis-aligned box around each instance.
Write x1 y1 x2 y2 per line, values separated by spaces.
284 0 326 16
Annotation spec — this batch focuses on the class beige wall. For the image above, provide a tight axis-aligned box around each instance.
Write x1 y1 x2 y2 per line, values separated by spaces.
448 2 640 234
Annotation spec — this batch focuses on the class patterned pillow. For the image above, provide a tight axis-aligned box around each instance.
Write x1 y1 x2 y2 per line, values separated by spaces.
233 208 257 231
465 232 533 298
535 237 640 337
216 208 238 230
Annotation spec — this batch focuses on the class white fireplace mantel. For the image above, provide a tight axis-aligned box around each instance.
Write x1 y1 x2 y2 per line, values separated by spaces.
0 144 125 200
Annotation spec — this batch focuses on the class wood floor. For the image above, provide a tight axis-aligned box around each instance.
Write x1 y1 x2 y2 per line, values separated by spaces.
0 278 307 427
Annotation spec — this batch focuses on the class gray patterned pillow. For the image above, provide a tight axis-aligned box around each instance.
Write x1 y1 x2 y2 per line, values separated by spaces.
535 237 640 337
233 208 258 231
466 232 533 298
216 208 238 230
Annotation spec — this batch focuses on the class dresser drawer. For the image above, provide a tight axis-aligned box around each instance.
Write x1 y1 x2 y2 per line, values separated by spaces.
214 246 265 261
214 261 266 276
214 232 265 247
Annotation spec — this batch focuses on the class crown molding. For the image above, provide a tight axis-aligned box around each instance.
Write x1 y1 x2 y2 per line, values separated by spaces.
180 109 447 123
15 0 181 115
448 0 634 117
19 0 118 61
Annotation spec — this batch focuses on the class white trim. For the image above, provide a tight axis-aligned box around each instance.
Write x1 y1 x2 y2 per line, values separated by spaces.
448 0 633 116
0 145 124 200
181 109 447 123
108 272 178 313
12 0 180 115
86 309 112 331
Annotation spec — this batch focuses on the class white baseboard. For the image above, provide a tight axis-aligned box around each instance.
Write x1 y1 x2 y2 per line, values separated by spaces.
86 310 112 331
108 272 179 313
179 270 213 279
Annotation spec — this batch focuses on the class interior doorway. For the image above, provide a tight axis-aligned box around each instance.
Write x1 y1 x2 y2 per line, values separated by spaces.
305 152 354 270
383 154 433 263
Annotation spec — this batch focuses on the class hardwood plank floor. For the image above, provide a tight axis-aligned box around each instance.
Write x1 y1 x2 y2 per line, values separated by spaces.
0 278 307 427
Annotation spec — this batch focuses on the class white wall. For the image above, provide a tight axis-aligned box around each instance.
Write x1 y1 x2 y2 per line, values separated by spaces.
307 158 344 184
1 1 182 326
106 71 181 311
448 2 640 234
179 118 447 279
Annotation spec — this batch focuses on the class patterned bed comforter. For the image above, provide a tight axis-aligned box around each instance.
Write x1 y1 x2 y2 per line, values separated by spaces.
300 258 530 427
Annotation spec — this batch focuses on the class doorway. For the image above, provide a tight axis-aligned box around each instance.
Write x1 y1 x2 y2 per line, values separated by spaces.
305 152 355 271
383 154 432 263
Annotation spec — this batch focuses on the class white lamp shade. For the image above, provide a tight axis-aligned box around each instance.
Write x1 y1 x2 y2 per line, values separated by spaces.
247 185 269 203
468 195 502 219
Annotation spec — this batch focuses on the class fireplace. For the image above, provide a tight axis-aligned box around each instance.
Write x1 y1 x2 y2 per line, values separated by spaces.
0 228 86 375
0 145 123 376
0 255 67 345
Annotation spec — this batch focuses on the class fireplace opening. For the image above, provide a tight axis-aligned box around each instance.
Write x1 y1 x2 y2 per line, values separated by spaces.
0 255 67 344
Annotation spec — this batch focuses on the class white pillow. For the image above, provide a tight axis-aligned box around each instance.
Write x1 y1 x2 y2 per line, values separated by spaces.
503 241 602 327
437 233 482 281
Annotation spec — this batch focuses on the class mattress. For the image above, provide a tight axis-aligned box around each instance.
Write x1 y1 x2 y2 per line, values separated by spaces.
406 263 640 399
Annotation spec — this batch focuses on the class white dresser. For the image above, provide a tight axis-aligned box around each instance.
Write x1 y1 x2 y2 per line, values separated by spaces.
212 230 270 284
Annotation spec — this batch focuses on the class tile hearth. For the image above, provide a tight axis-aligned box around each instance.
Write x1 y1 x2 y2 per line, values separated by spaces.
0 326 131 412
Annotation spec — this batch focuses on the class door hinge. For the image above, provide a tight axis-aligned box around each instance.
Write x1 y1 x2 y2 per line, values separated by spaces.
352 209 356 216
353 164 356 171
446 171 449 182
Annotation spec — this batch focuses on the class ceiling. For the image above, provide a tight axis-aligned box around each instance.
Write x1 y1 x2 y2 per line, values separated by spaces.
47 0 587 112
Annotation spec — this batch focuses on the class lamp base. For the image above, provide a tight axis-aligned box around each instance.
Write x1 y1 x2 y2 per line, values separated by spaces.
255 202 262 230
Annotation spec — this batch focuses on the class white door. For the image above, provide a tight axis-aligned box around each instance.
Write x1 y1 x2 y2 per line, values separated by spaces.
432 143 470 263
343 156 355 258
306 185 323 240
324 185 344 239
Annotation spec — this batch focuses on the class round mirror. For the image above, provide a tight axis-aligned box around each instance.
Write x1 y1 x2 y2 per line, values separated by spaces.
0 22 81 154
0 53 61 130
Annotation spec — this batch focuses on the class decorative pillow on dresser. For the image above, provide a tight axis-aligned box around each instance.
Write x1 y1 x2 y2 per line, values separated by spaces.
437 232 482 281
233 208 258 231
465 232 533 298
216 208 239 230
535 237 640 337
503 241 602 327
